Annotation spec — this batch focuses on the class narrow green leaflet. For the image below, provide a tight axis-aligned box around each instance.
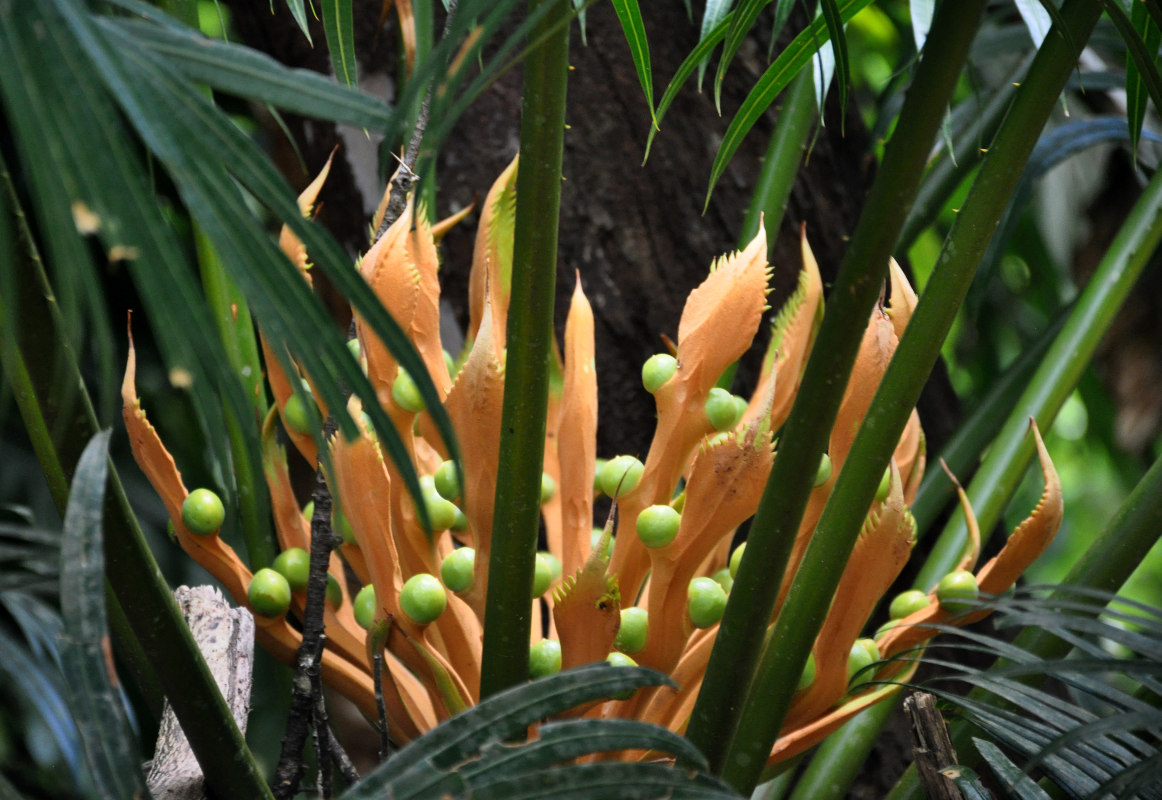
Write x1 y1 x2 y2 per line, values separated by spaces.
284 0 313 43
646 13 731 161
974 741 1054 800
58 432 148 800
910 0 935 51
716 0 774 110
342 664 675 799
1015 0 1053 47
322 0 356 86
465 764 741 800
1120 0 1162 157
697 0 733 89
108 19 391 129
706 0 874 208
611 0 657 129
819 0 850 129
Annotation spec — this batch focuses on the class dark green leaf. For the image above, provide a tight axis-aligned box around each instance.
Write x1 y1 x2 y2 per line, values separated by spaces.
818 0 849 128
322 0 357 86
107 19 392 129
343 664 674 799
716 0 773 109
58 431 147 800
1107 0 1162 159
611 0 657 129
284 0 313 43
467 763 741 800
706 0 874 208
645 13 731 161
697 0 733 89
1125 0 1161 156
462 719 708 782
974 740 1053 800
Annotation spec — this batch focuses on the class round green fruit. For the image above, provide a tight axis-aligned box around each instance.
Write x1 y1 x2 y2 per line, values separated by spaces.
711 567 733 593
532 552 554 598
400 573 447 625
814 453 833 487
728 542 746 578
182 488 225 536
641 353 678 394
440 547 476 593
847 638 880 688
283 391 318 435
391 367 426 413
615 607 648 654
590 528 614 560
529 639 562 679
598 455 644 498
419 476 459 532
434 460 461 501
451 507 468 532
593 458 607 492
936 570 978 613
332 508 356 545
540 472 557 505
636 504 681 548
347 337 362 362
889 589 930 620
797 653 817 691
606 652 638 699
875 467 891 502
272 547 310 593
326 573 343 610
353 584 377 630
705 387 743 431
302 500 315 521
248 568 292 618
687 577 728 629
542 552 562 582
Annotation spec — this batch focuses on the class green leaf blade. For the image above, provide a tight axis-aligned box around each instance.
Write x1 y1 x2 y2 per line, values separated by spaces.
322 0 357 87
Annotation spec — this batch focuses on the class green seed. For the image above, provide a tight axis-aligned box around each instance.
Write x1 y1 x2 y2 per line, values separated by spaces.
732 395 749 422
419 476 458 532
814 453 833 487
598 455 644 497
593 458 607 492
440 547 475 593
847 638 880 688
529 639 562 679
797 653 816 691
248 568 292 618
283 391 318 435
728 542 746 578
705 387 743 431
889 589 930 620
443 349 457 378
399 573 447 625
936 570 978 613
875 467 891 502
182 488 225 536
347 338 362 362
272 547 310 593
302 500 315 521
711 567 733 593
542 552 563 582
636 504 681 548
590 528 615 559
540 472 557 504
606 652 638 699
451 507 468 532
434 460 461 501
615 607 648 654
353 584 376 630
332 508 356 545
687 577 728 629
326 573 343 610
532 552 553 598
641 353 678 394
391 367 426 413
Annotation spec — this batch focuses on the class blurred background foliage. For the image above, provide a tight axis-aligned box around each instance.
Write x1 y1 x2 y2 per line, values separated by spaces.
2 0 1161 797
